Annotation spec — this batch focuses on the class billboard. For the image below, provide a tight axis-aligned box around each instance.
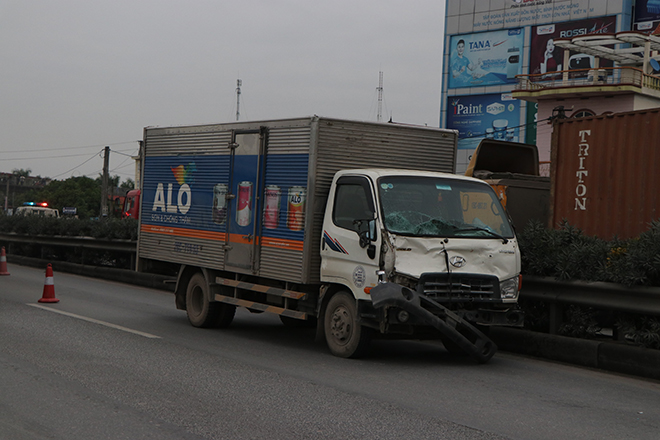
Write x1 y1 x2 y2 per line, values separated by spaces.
634 0 660 31
466 0 599 31
530 16 617 76
448 28 524 89
446 93 521 172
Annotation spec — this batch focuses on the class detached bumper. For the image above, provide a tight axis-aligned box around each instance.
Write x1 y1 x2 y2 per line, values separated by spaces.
370 282 498 364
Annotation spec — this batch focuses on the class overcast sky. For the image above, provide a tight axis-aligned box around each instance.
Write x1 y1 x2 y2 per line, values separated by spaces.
1 1 446 182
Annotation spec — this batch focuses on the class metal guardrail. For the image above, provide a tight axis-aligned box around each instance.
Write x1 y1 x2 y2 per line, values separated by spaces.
521 276 660 334
2 234 659 335
0 233 136 267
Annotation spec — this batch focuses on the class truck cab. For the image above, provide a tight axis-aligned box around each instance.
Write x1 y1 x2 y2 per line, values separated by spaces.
122 189 140 219
320 169 523 360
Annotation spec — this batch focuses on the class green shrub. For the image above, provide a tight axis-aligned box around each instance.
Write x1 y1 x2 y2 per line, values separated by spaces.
519 219 660 287
616 315 660 350
0 213 137 241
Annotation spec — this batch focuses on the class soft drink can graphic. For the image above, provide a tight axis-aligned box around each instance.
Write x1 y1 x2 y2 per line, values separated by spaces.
236 181 253 227
287 186 306 231
264 185 281 229
212 183 228 225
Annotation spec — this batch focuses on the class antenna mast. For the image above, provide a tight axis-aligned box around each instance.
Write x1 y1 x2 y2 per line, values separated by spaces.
376 71 383 122
236 79 242 121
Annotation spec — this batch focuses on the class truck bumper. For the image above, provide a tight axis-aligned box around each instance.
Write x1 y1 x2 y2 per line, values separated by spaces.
369 282 498 363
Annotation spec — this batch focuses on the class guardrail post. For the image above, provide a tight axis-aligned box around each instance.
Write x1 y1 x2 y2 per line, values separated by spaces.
548 302 562 335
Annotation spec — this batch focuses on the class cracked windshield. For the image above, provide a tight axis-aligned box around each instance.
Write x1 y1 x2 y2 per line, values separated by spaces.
378 176 514 239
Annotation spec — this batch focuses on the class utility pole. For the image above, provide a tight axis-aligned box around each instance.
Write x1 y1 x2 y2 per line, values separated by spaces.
377 71 383 122
236 79 242 121
100 146 110 218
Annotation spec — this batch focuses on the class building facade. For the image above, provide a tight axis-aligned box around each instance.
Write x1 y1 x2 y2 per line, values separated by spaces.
441 0 660 173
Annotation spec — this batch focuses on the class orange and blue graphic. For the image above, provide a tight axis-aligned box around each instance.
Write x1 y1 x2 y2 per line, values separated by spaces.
171 162 197 185
323 231 349 254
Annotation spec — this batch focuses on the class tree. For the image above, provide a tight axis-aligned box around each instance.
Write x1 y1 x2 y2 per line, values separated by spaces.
18 176 101 219
12 168 32 178
120 178 135 191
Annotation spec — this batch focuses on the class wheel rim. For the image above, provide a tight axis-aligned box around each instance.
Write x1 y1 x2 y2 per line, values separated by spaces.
330 305 352 346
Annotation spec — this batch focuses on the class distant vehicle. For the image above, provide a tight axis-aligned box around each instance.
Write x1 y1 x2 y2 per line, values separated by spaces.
15 203 60 218
122 189 140 219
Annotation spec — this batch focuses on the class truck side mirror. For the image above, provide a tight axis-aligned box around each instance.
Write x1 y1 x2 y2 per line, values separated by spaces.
367 243 376 259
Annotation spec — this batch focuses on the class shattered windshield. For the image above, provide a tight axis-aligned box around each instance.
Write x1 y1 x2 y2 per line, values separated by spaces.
378 176 514 239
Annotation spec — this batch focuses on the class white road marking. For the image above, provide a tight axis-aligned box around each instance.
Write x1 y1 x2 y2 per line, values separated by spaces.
27 303 161 339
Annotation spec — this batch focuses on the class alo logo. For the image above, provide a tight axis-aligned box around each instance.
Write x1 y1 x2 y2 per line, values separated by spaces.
152 162 196 215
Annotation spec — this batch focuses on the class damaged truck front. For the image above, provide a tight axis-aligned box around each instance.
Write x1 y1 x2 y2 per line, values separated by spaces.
322 169 523 363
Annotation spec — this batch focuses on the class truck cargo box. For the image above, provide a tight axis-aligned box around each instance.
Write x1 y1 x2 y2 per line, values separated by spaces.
137 116 457 284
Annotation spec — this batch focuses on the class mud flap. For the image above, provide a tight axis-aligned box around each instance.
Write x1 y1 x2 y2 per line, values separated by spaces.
370 283 497 364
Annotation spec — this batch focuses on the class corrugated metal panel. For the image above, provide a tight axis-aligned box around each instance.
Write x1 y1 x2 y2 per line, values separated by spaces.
551 109 660 239
139 232 225 270
267 125 312 154
258 124 312 283
259 246 305 281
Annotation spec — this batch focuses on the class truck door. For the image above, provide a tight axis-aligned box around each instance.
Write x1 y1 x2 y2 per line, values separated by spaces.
321 175 381 296
225 130 266 271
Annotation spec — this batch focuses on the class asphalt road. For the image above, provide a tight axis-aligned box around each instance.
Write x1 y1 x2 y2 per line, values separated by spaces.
1 264 659 440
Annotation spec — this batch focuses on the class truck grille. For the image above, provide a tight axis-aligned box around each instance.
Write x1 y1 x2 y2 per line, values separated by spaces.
417 273 500 302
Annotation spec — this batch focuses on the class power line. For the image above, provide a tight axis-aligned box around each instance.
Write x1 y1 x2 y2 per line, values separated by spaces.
50 151 103 179
0 140 138 155
1 151 105 161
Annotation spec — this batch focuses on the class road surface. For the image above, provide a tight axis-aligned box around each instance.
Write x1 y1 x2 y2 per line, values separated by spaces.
1 264 659 439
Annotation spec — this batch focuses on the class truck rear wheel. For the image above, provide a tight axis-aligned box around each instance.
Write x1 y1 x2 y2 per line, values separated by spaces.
186 273 235 328
324 291 371 358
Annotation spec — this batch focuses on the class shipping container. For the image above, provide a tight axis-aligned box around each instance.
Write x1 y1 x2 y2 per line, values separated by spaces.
551 108 660 239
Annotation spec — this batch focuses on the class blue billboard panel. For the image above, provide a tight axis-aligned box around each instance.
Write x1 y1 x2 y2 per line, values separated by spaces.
634 0 660 31
446 93 521 172
448 28 524 89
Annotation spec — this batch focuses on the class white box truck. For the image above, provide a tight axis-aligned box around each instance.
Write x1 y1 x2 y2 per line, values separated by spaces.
136 116 523 363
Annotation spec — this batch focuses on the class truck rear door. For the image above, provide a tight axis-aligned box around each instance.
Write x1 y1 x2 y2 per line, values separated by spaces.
225 130 266 271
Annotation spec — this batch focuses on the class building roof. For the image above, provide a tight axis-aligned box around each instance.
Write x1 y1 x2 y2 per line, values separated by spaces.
554 31 660 66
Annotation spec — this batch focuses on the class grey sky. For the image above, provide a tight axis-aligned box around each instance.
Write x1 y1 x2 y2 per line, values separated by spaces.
1 1 446 182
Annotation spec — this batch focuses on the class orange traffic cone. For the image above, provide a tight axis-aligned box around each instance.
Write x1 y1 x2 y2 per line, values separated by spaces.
0 247 9 276
38 264 59 303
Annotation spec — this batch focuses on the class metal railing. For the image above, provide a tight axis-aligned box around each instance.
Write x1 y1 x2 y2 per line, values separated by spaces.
521 276 660 335
0 233 136 268
2 234 659 337
515 66 660 93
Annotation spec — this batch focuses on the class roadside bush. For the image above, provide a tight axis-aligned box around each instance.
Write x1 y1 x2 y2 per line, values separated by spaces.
617 315 660 350
0 213 137 240
519 219 660 287
518 220 660 349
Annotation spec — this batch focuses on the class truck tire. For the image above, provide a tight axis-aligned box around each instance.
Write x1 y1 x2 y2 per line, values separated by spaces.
324 291 371 358
186 273 235 328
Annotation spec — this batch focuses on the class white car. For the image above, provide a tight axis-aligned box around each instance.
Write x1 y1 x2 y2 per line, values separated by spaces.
14 206 60 218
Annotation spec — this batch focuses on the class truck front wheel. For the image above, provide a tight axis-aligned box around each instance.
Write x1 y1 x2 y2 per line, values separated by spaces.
186 273 235 328
324 291 371 358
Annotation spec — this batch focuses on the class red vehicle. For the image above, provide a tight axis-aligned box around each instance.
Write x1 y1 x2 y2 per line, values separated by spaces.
122 189 140 219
